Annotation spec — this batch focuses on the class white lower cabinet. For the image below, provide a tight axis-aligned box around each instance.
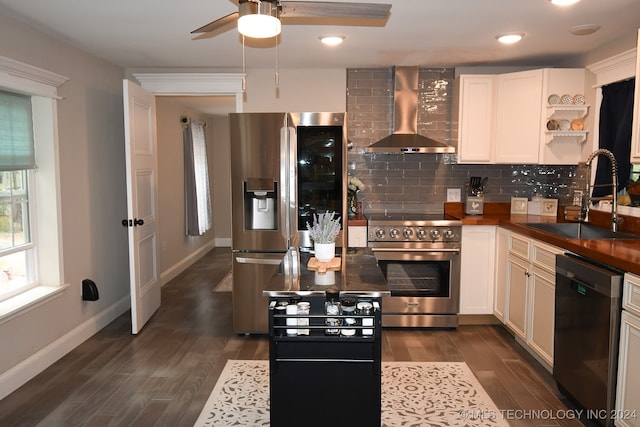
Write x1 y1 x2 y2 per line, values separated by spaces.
616 272 640 427
460 226 496 314
506 252 528 339
503 231 561 369
528 266 556 363
493 227 510 322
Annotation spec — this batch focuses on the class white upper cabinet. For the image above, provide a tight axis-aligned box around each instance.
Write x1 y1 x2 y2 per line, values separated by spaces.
495 69 545 163
457 68 589 165
631 29 640 164
456 75 497 163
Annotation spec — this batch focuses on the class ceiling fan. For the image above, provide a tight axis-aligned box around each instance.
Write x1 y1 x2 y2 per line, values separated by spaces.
192 0 392 38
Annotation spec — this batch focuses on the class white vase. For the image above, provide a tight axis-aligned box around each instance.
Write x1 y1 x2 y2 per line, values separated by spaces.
314 242 335 262
314 271 336 285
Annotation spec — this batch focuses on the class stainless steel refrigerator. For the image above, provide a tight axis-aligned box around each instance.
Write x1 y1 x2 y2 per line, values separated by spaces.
230 112 347 333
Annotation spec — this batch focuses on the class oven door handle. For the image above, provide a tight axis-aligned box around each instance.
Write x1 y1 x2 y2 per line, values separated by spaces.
370 248 460 253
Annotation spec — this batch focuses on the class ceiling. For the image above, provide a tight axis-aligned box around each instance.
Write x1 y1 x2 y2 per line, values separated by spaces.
1 0 639 72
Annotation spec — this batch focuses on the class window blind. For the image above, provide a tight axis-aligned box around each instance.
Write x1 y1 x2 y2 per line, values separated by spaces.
0 90 35 170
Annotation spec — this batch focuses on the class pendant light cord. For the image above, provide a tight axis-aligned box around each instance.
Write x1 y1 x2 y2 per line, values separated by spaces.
275 34 279 87
242 34 246 91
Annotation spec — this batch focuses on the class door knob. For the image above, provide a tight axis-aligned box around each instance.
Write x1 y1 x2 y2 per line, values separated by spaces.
122 218 144 227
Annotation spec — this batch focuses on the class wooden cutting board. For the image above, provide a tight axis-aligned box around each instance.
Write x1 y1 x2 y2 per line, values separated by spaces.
307 257 341 274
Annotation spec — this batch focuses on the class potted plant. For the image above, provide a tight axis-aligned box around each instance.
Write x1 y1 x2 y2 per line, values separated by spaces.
306 211 341 262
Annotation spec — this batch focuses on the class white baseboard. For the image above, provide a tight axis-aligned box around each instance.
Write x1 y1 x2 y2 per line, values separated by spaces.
160 240 217 286
0 295 130 400
215 237 231 247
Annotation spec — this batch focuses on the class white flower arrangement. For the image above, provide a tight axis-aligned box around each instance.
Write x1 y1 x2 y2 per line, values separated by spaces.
348 176 365 194
306 211 341 244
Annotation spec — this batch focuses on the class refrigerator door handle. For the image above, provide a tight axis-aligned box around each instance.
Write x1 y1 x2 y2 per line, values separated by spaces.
280 125 290 246
291 248 299 280
281 122 298 249
236 257 283 266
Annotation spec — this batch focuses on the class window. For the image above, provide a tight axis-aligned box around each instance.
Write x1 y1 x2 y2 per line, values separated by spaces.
0 55 67 320
0 90 37 302
0 170 35 299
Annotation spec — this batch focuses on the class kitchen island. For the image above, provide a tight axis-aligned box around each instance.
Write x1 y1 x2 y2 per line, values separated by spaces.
263 249 388 427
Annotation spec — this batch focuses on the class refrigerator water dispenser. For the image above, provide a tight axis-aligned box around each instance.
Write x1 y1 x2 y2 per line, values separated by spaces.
244 179 277 230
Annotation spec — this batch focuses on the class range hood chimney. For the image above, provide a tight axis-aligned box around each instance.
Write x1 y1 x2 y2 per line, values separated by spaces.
365 66 455 154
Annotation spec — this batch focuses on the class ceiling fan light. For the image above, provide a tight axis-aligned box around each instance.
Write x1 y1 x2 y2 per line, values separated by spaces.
548 0 581 6
238 1 281 38
320 35 345 46
496 33 524 44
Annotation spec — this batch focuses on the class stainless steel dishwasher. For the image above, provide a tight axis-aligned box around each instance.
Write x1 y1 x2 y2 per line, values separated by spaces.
554 253 623 427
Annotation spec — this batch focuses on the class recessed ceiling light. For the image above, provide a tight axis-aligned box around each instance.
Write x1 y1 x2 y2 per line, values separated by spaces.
548 0 581 6
569 24 601 35
496 33 524 44
320 35 345 46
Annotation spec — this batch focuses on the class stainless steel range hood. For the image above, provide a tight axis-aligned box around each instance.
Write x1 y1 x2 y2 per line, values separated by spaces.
365 66 455 154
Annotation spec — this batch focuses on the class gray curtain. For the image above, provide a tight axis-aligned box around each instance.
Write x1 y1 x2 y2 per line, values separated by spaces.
184 120 212 236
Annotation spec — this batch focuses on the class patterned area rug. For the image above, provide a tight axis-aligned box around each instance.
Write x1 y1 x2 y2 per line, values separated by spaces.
193 360 510 427
212 272 232 292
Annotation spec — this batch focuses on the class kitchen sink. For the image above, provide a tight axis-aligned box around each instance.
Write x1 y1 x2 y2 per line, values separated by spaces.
523 222 640 240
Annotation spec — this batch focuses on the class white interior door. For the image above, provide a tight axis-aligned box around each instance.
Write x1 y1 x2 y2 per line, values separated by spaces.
122 79 161 334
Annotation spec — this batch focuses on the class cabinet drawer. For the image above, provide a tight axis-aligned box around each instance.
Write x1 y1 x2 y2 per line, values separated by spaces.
531 241 561 275
509 233 530 259
623 273 640 317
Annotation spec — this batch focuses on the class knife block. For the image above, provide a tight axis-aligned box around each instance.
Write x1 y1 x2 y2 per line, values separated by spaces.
465 196 484 215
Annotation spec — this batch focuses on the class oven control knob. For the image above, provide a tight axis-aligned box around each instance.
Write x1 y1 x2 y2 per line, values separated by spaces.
403 228 414 239
416 228 428 239
389 228 400 238
375 228 385 239
443 228 456 240
429 228 441 240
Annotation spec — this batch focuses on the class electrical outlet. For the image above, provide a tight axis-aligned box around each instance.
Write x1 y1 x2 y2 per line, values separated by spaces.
447 188 461 202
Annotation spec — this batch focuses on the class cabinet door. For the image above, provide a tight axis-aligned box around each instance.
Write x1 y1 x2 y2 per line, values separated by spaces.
494 227 510 321
457 75 497 164
460 226 496 314
506 253 529 339
615 310 640 427
528 267 555 366
495 70 543 163
631 29 640 164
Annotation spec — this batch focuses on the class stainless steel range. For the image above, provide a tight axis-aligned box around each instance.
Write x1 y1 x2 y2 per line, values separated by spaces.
367 214 462 328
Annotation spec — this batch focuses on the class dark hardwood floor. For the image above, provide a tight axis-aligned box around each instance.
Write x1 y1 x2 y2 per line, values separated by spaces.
0 247 589 426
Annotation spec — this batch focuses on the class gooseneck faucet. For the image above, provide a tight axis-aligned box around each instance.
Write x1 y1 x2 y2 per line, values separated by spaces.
583 148 619 231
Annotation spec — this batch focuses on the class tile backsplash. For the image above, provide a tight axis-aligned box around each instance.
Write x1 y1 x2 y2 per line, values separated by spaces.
346 67 587 214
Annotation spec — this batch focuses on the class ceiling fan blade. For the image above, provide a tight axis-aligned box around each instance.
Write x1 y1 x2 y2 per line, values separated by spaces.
280 1 391 20
191 11 239 34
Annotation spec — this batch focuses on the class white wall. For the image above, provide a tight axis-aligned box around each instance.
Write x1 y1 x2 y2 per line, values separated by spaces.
0 13 129 396
242 68 347 112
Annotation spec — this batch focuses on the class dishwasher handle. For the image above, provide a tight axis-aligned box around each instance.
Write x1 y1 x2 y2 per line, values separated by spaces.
558 272 601 295
556 254 622 298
